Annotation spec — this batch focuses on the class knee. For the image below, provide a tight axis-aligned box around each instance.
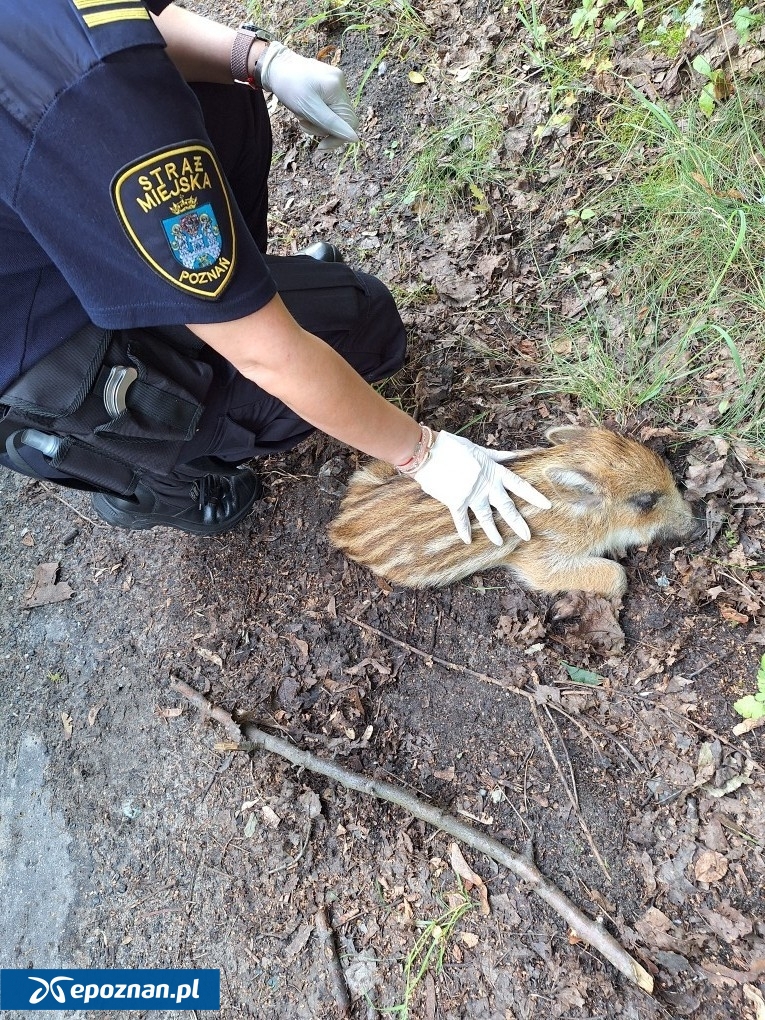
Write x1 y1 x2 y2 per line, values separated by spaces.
358 271 407 372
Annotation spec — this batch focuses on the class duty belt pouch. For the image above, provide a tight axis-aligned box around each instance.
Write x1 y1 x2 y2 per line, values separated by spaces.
0 323 214 495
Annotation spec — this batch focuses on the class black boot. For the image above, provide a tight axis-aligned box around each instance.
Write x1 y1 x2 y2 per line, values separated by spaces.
298 241 344 263
91 467 262 536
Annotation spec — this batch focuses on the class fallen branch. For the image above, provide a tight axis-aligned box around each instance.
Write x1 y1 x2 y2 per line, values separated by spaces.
315 906 352 1018
171 679 654 994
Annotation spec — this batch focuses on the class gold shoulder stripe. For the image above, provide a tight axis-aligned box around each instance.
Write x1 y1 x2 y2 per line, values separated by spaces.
82 7 150 26
73 0 142 8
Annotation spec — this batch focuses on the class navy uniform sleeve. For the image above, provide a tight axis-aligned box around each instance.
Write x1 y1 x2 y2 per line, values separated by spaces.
12 44 276 331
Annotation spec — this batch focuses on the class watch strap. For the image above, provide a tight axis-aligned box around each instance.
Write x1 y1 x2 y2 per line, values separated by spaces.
230 27 271 88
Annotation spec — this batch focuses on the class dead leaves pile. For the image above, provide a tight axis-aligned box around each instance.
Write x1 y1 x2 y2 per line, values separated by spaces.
679 435 765 628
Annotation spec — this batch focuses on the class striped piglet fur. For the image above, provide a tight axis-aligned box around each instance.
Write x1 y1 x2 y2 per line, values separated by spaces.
328 426 696 597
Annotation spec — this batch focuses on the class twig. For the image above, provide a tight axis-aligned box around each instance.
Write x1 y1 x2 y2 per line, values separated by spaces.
171 679 654 993
315 906 352 1018
347 617 523 694
40 482 103 527
658 704 764 767
535 702 611 882
542 704 580 812
616 688 764 770
347 616 642 768
554 703 644 773
265 826 311 876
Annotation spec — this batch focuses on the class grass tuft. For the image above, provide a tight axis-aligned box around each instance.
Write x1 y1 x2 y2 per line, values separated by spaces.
530 77 765 446
398 102 508 212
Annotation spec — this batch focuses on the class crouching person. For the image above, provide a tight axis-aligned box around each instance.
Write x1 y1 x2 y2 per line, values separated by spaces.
0 1 548 545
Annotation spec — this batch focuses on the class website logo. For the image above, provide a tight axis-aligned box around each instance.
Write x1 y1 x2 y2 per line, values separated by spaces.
0 969 220 1011
27 975 74 1004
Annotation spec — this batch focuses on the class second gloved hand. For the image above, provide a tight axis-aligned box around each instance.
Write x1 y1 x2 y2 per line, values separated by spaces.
259 41 360 150
412 431 552 545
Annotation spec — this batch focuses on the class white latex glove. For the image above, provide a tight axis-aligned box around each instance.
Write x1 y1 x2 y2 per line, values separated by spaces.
413 431 552 546
259 41 360 150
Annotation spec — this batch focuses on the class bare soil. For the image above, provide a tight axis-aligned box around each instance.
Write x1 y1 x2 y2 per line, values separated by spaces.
1 3 763 1019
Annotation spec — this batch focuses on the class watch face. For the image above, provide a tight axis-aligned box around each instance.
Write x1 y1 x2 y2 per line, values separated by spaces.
240 23 273 40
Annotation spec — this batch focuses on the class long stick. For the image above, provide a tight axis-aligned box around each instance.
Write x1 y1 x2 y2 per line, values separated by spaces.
171 679 654 993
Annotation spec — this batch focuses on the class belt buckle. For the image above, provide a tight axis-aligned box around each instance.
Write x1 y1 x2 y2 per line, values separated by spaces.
103 366 138 418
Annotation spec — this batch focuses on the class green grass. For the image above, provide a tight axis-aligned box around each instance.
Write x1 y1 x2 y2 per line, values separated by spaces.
398 101 508 212
247 0 429 49
525 77 765 447
378 886 476 1019
251 0 765 449
297 0 429 48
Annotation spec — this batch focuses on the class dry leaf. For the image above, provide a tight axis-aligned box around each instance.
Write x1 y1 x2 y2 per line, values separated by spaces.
87 705 103 727
316 44 339 64
720 605 749 625
195 646 223 668
460 932 480 948
285 923 313 961
62 712 73 739
700 903 753 943
694 850 729 883
21 532 34 547
733 716 765 736
449 843 490 915
23 562 74 608
397 898 414 924
262 805 281 828
552 591 625 654
288 636 309 658
744 984 765 1020
156 706 183 719
298 790 322 819
408 70 426 85
343 656 390 676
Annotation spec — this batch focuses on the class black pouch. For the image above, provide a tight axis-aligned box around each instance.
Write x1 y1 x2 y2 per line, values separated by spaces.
265 255 365 334
0 323 214 494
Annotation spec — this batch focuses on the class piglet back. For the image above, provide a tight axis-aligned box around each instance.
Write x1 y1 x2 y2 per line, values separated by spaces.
328 457 529 589
328 427 695 593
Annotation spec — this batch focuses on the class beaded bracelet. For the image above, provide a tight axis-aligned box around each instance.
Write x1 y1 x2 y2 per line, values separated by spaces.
395 424 435 475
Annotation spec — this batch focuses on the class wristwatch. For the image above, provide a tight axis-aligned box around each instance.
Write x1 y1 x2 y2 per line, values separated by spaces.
230 24 273 89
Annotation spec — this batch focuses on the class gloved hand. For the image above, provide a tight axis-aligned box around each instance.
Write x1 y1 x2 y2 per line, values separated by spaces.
259 41 360 150
412 431 552 545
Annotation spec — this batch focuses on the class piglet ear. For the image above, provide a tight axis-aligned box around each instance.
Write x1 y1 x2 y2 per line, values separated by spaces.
544 425 592 446
544 467 603 509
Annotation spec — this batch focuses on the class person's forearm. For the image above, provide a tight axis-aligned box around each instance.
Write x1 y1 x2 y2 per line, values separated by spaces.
151 3 267 84
189 296 421 467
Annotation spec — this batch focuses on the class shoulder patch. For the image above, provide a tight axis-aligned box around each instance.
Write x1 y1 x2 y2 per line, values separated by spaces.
111 142 236 300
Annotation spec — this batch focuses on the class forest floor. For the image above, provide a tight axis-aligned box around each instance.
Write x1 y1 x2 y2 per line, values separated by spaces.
1 2 764 1019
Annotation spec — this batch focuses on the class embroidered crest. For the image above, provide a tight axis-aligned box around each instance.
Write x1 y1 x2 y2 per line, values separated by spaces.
112 143 236 299
163 205 222 269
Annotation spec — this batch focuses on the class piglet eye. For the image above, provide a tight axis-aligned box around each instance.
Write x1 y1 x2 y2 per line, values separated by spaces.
630 491 660 513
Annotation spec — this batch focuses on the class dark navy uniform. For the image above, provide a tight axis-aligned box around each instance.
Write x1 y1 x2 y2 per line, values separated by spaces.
0 0 405 501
